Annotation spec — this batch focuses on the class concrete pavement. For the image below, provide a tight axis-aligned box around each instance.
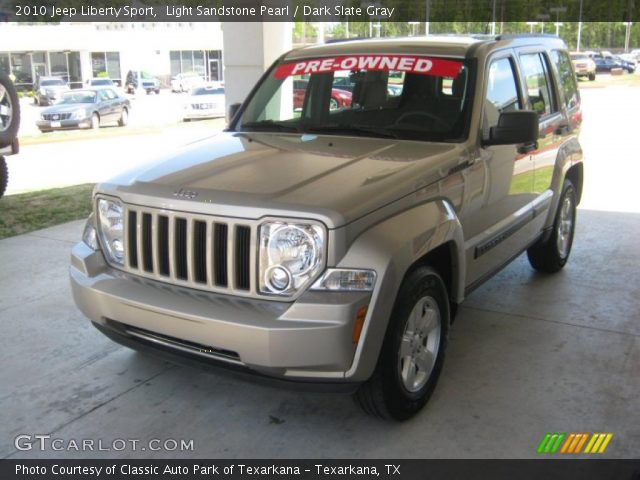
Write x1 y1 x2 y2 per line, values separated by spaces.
0 207 638 459
0 86 639 459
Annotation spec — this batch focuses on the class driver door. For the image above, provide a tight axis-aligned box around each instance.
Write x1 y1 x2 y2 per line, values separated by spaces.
463 53 537 287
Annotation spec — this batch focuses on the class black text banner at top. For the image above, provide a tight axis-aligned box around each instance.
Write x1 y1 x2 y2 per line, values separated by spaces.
7 0 640 22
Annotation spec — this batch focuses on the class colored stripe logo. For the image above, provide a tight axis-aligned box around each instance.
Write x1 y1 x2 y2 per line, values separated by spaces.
537 433 613 454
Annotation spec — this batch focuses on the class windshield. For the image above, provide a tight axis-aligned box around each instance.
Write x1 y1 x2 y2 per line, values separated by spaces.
235 54 473 142
570 54 589 60
41 79 66 86
141 71 154 79
59 91 97 104
192 87 224 95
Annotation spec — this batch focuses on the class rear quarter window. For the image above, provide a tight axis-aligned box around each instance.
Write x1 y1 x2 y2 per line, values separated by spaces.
519 52 557 117
551 50 580 110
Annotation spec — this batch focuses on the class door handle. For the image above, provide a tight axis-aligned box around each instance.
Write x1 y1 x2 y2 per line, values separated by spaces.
518 142 537 154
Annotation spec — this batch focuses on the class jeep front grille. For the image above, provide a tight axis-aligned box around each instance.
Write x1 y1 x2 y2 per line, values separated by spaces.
123 206 256 296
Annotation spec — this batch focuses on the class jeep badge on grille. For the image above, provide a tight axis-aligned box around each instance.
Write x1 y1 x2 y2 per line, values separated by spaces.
173 188 198 199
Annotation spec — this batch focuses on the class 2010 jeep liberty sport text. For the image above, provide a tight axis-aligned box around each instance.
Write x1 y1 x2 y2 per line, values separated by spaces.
71 35 584 420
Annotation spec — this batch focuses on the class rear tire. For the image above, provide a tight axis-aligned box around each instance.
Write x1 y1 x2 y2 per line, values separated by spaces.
355 266 449 421
0 73 20 149
527 179 577 273
0 156 8 199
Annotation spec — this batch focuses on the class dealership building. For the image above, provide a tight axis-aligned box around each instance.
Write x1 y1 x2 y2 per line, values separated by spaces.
0 22 225 90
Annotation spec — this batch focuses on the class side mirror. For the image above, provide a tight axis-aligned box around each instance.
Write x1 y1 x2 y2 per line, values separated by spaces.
228 103 241 122
486 110 539 146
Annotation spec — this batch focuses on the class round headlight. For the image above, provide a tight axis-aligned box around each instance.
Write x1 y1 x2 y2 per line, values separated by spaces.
267 225 319 276
259 222 326 296
97 198 124 265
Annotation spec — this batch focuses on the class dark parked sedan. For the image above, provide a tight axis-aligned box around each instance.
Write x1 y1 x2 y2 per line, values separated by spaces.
36 88 130 133
594 57 635 74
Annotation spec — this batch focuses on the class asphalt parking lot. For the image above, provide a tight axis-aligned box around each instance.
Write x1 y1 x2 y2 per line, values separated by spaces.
0 85 639 459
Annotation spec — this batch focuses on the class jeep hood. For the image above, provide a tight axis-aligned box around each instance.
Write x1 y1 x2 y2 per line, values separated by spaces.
102 132 465 228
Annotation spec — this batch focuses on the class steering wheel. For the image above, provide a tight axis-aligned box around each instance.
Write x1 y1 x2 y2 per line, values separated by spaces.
395 111 450 130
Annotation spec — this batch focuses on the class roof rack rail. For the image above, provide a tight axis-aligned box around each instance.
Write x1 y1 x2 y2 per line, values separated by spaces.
495 33 560 40
325 37 373 44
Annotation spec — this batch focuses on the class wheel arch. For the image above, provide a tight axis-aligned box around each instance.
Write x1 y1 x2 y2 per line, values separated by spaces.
339 199 465 381
565 161 583 205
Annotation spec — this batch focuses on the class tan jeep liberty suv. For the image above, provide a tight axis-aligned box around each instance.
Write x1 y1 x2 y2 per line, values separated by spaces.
71 35 584 420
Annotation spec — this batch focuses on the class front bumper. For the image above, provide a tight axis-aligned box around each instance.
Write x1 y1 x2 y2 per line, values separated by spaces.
184 109 225 120
36 119 90 131
70 242 370 385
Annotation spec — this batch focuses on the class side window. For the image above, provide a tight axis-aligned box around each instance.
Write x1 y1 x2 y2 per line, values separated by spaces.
551 50 579 110
484 57 521 133
519 53 557 117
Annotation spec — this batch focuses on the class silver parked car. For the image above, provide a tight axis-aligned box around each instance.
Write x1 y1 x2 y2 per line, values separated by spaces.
37 87 130 132
71 35 584 420
34 76 69 106
86 78 116 87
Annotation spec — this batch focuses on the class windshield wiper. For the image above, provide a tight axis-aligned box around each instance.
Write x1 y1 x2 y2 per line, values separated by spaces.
305 124 399 139
240 120 301 133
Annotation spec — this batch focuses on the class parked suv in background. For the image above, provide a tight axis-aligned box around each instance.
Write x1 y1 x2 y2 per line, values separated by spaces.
125 70 160 95
569 52 596 80
71 35 584 420
34 76 69 106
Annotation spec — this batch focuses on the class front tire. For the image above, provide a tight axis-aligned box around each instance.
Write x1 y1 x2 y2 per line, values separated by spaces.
355 266 449 421
0 156 8 199
0 73 20 148
90 113 100 130
527 179 577 273
118 108 128 127
588 72 596 81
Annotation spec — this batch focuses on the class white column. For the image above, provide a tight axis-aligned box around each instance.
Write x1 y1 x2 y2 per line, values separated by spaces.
222 22 292 107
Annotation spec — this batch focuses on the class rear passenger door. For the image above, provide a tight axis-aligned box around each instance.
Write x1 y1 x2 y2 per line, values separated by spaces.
516 51 565 212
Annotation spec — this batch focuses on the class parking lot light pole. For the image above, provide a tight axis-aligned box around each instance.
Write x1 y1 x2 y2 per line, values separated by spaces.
577 0 583 51
425 0 430 35
550 6 567 36
623 22 633 52
537 13 550 34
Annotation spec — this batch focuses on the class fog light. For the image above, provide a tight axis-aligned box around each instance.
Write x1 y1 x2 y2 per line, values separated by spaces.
265 265 292 292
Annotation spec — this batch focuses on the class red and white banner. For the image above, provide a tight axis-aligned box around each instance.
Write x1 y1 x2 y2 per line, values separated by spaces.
274 55 463 79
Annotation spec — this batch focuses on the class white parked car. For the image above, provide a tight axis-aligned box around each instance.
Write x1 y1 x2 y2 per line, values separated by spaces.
183 83 225 121
171 72 204 93
86 78 115 87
